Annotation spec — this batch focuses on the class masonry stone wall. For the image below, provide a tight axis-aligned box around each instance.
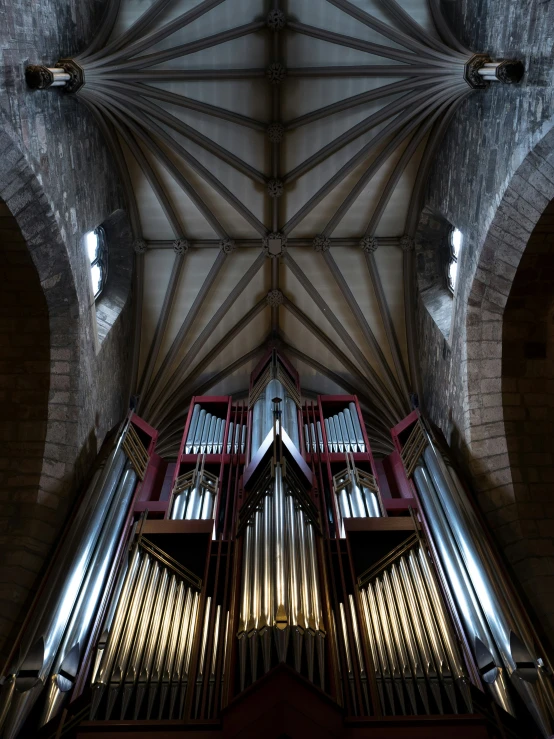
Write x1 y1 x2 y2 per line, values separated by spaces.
0 0 135 664
417 0 554 635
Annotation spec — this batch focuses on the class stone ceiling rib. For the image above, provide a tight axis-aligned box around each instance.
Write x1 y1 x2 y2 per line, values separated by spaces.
25 0 520 443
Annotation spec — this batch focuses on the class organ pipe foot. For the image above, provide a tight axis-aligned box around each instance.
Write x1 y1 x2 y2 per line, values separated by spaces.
305 633 315 683
511 673 553 739
416 678 431 715
274 626 289 665
0 675 15 731
384 678 396 715
249 631 260 682
39 677 66 728
393 679 406 715
361 677 371 715
292 628 303 674
260 629 272 675
405 679 418 715
133 684 146 720
158 683 169 719
105 684 119 720
120 684 133 720
429 680 443 714
316 632 325 688
178 680 189 719
238 635 247 692
194 679 203 718
375 678 386 715
169 684 179 719
90 684 105 720
455 677 472 714
2 681 45 739
146 682 159 719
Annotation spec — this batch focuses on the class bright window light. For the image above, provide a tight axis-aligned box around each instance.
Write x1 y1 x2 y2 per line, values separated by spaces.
448 227 463 292
85 228 108 299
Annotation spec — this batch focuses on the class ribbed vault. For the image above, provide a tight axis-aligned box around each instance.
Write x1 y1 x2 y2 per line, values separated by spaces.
55 0 507 456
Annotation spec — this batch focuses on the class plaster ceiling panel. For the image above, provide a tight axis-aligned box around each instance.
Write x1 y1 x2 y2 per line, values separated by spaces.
280 261 357 368
182 249 269 350
154 248 224 374
375 134 428 236
159 102 267 172
188 307 271 379
284 136 392 237
280 309 354 380
138 249 175 379
289 355 351 397
373 245 409 368
284 247 378 373
153 79 270 122
329 245 397 373
121 142 177 241
143 0 266 39
111 0 157 38
201 354 263 398
285 31 395 69
151 32 267 69
153 140 263 239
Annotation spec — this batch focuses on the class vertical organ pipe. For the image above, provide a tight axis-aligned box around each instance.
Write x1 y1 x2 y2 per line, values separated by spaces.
186 405 201 454
39 465 138 727
0 432 129 739
348 403 365 451
422 443 553 736
413 464 515 716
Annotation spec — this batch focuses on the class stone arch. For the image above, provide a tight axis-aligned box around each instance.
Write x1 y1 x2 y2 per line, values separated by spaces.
462 126 554 633
0 126 83 663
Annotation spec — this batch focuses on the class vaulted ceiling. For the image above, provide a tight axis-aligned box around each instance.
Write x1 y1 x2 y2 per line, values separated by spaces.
75 0 476 456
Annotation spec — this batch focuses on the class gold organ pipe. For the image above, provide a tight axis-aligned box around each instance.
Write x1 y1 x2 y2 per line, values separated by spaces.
169 588 193 719
381 570 418 714
147 574 178 719
90 545 142 718
106 553 153 719
120 561 161 718
372 578 406 714
133 567 170 719
159 580 185 718
348 595 370 714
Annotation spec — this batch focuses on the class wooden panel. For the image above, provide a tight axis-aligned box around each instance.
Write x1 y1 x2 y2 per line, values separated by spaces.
344 517 415 532
141 519 214 535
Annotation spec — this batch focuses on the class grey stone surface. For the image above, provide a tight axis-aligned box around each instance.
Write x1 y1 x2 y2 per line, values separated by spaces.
0 0 134 662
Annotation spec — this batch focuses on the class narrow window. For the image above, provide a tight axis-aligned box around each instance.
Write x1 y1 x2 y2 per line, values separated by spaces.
447 227 462 293
86 227 108 299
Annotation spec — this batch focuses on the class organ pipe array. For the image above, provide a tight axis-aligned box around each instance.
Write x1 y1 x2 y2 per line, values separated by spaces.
1 352 553 738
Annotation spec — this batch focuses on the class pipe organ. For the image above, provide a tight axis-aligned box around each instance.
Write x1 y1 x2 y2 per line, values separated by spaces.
1 352 553 738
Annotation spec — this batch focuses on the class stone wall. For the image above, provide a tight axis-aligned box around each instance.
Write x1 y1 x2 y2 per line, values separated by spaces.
0 0 135 664
501 200 554 633
417 0 554 634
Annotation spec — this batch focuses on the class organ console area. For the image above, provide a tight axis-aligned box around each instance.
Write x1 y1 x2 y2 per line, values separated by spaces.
1 349 553 738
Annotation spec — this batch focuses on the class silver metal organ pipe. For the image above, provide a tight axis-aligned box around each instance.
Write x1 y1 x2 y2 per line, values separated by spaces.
317 421 324 453
159 581 185 718
273 465 289 663
422 443 553 736
169 587 193 719
147 574 178 719
0 436 129 739
413 464 515 716
179 592 200 718
200 413 211 454
338 412 350 452
373 577 406 714
359 588 386 712
119 561 162 719
365 581 400 714
240 422 246 454
348 403 365 452
238 521 252 691
328 416 339 453
344 410 357 453
287 494 304 673
195 597 212 717
186 405 201 454
304 424 310 453
249 510 262 680
297 507 316 681
227 422 234 454
39 466 139 727
339 603 356 712
193 409 206 454
324 418 331 453
134 567 170 718
260 495 272 673
348 594 370 714
206 415 216 454
208 605 221 715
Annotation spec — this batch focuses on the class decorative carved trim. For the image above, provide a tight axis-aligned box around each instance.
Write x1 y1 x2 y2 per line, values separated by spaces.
266 62 286 85
400 235 415 252
495 59 525 84
360 236 378 253
267 9 286 31
267 122 284 143
262 232 287 257
313 234 330 252
133 238 147 254
56 58 85 93
220 238 236 254
464 53 489 89
25 65 54 90
267 178 284 198
173 238 189 255
267 289 284 307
